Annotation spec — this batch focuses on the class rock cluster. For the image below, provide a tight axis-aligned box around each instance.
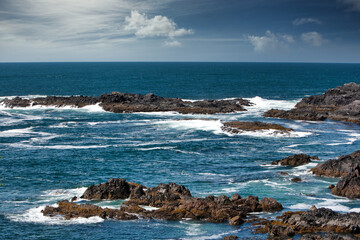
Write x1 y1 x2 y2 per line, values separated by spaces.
221 121 292 134
0 92 252 114
264 82 360 124
255 207 360 239
43 178 283 225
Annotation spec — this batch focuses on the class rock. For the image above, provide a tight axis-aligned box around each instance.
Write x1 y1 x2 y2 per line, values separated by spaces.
0 93 252 115
259 197 283 211
264 83 360 124
71 196 77 202
300 233 356 240
221 121 292 134
329 184 335 189
222 236 238 240
332 166 360 198
255 208 360 238
310 151 360 177
272 154 312 166
230 193 241 201
309 205 317 211
291 177 302 182
268 224 295 238
44 179 283 226
42 200 137 220
229 216 244 226
279 172 289 175
81 178 133 200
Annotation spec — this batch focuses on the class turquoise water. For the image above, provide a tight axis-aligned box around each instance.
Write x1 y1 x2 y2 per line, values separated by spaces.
1 63 360 239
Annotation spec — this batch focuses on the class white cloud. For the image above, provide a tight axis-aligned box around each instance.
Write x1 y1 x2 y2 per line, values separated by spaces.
124 10 193 46
293 18 322 26
247 31 294 52
301 32 327 46
0 0 175 47
340 0 360 11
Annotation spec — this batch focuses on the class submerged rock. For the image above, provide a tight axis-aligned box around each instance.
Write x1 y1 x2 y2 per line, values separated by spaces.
331 166 360 199
0 92 252 114
44 179 283 225
264 82 360 124
310 151 360 178
291 177 302 182
221 121 292 134
271 154 312 166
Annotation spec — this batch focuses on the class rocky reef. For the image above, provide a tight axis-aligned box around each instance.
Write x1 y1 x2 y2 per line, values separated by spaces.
254 207 360 239
42 178 283 225
221 121 292 134
310 151 360 178
0 92 251 114
271 154 316 167
264 82 360 124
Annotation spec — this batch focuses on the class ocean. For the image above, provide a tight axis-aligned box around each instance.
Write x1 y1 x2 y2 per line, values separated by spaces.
0 62 360 239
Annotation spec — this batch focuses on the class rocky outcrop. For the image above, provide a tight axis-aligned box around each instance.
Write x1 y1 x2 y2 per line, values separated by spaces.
264 83 360 124
331 166 360 199
271 154 312 166
300 233 356 240
255 207 360 239
221 121 292 134
80 178 145 200
43 179 283 225
310 151 360 178
0 92 251 114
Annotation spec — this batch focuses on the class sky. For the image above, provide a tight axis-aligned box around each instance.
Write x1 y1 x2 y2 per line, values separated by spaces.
1 0 360 62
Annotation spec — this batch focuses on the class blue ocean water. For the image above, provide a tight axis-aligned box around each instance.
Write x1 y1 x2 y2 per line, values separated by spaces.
0 62 360 240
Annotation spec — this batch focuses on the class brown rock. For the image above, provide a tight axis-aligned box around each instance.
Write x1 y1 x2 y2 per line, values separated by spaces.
332 166 360 199
229 216 245 226
259 197 283 211
291 177 302 182
272 154 312 166
222 236 238 240
222 121 292 134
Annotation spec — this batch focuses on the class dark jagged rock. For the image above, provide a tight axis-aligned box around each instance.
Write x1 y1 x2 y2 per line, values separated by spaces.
255 208 360 238
310 151 360 178
271 154 312 166
1 92 252 114
221 121 292 134
329 184 335 189
80 178 144 200
279 172 289 175
332 166 360 199
44 179 283 226
264 83 360 124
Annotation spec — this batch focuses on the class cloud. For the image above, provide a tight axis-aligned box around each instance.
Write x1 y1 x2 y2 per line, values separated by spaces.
247 31 294 52
124 10 193 46
292 18 322 26
340 0 360 11
301 32 327 46
0 0 175 47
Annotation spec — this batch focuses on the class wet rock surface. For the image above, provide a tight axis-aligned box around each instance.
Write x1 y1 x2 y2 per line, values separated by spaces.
332 166 360 199
254 207 360 239
264 82 360 124
43 178 283 225
271 154 313 166
0 92 252 114
221 121 292 134
310 151 360 178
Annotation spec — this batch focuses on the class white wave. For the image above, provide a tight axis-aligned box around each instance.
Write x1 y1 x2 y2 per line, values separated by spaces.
244 96 299 115
8 143 110 149
0 127 34 137
0 95 48 100
79 103 105 113
232 129 312 138
290 197 353 212
136 146 175 151
155 119 224 135
181 229 240 240
41 187 87 202
7 205 104 225
288 203 313 210
327 132 360 146
140 206 160 211
198 173 231 177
